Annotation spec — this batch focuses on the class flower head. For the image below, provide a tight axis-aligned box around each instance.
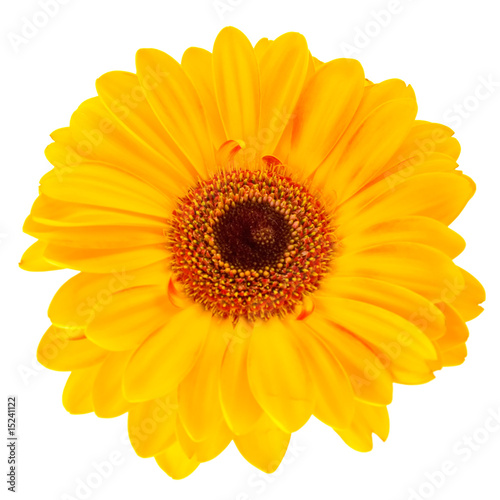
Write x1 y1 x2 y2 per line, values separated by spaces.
22 27 485 479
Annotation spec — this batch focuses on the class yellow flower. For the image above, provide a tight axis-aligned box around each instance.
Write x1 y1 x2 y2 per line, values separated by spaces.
21 27 485 479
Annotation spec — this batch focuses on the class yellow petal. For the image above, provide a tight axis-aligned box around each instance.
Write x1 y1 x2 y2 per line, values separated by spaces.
181 47 226 149
92 350 132 418
37 326 107 371
334 242 466 303
259 32 310 155
176 417 232 462
272 113 294 164
305 314 393 405
178 320 227 441
43 140 87 182
387 121 460 168
124 305 211 402
451 267 485 321
288 58 365 176
336 157 456 224
84 285 170 351
335 401 389 452
314 79 415 190
247 318 313 433
312 56 324 70
50 126 71 142
339 216 465 259
213 27 260 145
337 172 476 234
128 393 177 458
315 296 437 383
23 216 166 249
67 97 186 198
62 364 101 414
435 303 469 353
254 37 272 61
220 322 262 435
43 243 168 273
40 163 171 219
155 441 199 479
380 152 458 188
292 321 355 429
19 240 60 271
136 48 215 175
322 97 418 201
318 276 446 340
96 70 197 182
48 263 168 330
439 344 467 367
30 194 166 229
234 413 290 473
312 79 413 185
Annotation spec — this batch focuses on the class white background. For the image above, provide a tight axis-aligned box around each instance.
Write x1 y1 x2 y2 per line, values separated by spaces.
2 0 499 499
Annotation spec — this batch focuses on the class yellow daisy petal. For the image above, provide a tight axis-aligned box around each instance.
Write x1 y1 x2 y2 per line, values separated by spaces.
46 262 168 321
259 32 310 155
234 413 290 474
50 126 71 142
336 158 457 223
219 322 262 435
80 285 171 351
68 97 185 198
311 78 412 186
248 318 314 433
40 163 172 218
123 306 211 402
439 344 468 367
339 216 466 259
96 70 197 183
62 364 101 415
128 393 177 458
335 242 465 301
335 401 390 452
312 56 324 70
305 315 393 405
292 321 355 429
155 441 199 479
288 58 365 175
181 47 226 149
136 48 215 175
178 320 227 441
43 244 169 273
318 276 446 340
30 194 166 229
213 27 260 145
37 326 107 372
92 350 132 418
323 96 418 201
337 172 475 233
19 240 60 271
176 417 232 462
315 296 438 382
451 267 485 321
254 37 272 61
387 120 460 167
23 216 166 249
435 303 469 353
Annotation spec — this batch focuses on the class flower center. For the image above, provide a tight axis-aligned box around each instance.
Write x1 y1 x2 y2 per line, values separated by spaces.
168 165 334 322
214 202 291 270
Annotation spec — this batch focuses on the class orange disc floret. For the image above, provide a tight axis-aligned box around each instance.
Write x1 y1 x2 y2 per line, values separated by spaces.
168 165 335 322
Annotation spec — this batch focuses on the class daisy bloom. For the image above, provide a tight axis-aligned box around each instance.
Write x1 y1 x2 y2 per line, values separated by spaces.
22 27 485 479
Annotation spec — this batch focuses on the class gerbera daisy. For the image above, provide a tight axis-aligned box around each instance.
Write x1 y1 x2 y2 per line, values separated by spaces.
21 27 485 479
